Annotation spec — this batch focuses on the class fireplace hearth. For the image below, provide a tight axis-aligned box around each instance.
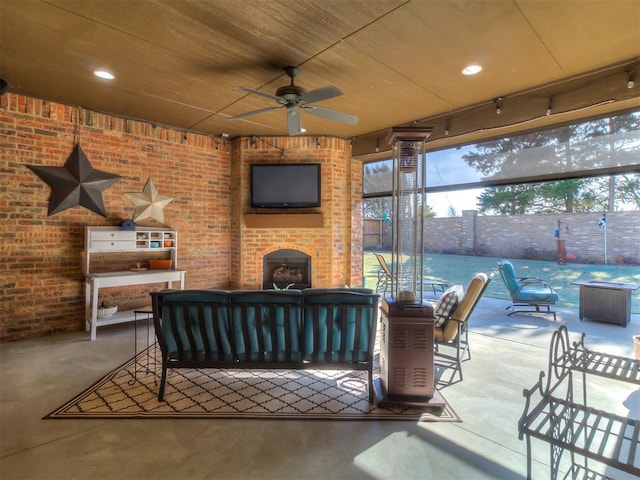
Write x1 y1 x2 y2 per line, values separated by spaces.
263 249 311 289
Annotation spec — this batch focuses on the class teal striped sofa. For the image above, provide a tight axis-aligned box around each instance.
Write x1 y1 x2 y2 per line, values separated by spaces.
151 288 380 403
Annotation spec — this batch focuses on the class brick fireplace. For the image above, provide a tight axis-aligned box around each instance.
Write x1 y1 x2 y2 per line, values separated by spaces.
229 136 364 290
263 249 311 289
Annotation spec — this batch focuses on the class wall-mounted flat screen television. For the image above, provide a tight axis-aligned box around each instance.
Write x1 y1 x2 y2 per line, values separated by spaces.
250 163 321 208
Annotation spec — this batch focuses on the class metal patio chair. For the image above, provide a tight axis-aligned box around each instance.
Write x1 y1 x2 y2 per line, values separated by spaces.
497 259 558 321
373 253 448 297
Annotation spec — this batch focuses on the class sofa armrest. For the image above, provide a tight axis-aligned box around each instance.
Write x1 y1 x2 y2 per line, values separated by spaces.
151 289 234 362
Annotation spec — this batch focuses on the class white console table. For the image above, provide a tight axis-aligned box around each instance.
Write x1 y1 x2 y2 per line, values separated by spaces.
85 270 185 341
84 226 186 340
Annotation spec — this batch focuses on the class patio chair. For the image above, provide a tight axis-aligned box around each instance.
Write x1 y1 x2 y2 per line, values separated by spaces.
373 253 448 297
433 272 490 384
373 253 392 295
497 259 558 321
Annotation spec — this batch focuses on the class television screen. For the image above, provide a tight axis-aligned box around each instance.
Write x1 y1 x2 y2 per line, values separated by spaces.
251 163 321 208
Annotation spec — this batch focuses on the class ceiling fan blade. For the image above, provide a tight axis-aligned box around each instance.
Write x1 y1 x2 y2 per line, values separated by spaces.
235 86 284 103
229 105 283 120
303 105 359 125
287 107 303 136
300 86 342 104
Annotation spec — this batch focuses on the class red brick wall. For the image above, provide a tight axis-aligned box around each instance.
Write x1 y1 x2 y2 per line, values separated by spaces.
1 93 364 341
1 93 231 340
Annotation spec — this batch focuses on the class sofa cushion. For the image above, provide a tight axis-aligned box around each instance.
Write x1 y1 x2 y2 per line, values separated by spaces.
230 290 303 362
514 288 559 303
433 285 464 327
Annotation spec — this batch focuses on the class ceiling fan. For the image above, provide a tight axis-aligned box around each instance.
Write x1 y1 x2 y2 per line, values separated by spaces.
229 66 359 136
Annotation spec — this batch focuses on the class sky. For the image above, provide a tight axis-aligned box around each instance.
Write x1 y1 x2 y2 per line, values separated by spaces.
427 188 484 217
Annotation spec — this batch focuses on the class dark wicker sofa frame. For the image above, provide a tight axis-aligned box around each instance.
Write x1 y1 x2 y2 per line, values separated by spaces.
151 288 380 403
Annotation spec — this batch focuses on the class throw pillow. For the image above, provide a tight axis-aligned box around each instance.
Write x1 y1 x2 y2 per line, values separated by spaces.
434 285 464 327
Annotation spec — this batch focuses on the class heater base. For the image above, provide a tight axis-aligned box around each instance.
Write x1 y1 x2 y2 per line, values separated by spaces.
374 379 446 411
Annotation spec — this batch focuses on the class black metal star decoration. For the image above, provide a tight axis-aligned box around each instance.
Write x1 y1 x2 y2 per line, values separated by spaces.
27 144 121 217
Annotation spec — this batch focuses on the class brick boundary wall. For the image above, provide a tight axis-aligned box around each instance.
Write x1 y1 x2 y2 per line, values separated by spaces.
366 209 640 264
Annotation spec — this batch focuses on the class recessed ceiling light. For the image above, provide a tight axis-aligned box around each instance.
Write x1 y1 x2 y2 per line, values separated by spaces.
462 65 482 76
93 69 115 80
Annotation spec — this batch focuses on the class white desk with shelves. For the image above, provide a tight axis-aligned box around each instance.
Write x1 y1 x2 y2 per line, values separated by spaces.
84 226 186 341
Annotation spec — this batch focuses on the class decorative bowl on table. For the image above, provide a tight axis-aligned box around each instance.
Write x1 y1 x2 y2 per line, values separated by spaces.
97 305 118 318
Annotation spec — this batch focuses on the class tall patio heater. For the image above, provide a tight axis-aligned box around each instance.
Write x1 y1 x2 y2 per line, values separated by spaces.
377 127 444 408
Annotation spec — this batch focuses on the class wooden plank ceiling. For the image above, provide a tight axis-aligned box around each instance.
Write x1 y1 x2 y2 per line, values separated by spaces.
1 0 639 156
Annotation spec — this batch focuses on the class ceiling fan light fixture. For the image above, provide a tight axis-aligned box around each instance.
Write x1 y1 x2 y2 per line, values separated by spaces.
93 69 115 80
462 64 482 76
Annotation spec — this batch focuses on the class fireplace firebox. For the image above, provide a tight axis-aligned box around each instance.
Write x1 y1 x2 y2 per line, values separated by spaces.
263 249 311 289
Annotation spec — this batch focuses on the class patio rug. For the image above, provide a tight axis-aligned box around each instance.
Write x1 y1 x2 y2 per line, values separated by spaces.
45 344 460 422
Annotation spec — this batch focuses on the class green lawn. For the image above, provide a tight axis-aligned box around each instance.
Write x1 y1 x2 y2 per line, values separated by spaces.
363 250 640 313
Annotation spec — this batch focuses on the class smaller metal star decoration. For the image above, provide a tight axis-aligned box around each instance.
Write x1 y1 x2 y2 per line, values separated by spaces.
124 177 174 224
27 144 121 217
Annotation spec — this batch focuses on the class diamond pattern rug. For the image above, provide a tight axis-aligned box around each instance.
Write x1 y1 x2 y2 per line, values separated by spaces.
45 344 460 421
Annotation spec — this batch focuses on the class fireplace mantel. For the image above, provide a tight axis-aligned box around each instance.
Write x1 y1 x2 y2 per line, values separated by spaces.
245 213 323 229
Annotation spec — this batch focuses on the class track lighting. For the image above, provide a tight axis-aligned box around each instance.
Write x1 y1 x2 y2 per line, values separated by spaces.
626 71 635 89
546 98 553 116
445 123 450 136
495 97 503 115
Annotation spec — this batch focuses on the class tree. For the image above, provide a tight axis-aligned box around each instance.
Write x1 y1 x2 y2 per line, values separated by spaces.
537 179 600 213
477 185 538 215
464 111 640 214
616 173 640 209
364 112 639 216
423 203 436 218
363 197 392 219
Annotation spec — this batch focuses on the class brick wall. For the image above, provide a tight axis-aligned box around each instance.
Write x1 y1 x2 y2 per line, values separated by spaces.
367 210 640 263
230 136 363 289
1 93 232 340
1 93 363 341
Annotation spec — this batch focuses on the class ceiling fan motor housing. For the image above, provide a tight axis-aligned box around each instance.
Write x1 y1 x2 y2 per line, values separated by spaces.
275 85 306 100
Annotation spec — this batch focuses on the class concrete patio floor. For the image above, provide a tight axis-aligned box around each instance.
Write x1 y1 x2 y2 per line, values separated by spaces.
1 296 639 480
